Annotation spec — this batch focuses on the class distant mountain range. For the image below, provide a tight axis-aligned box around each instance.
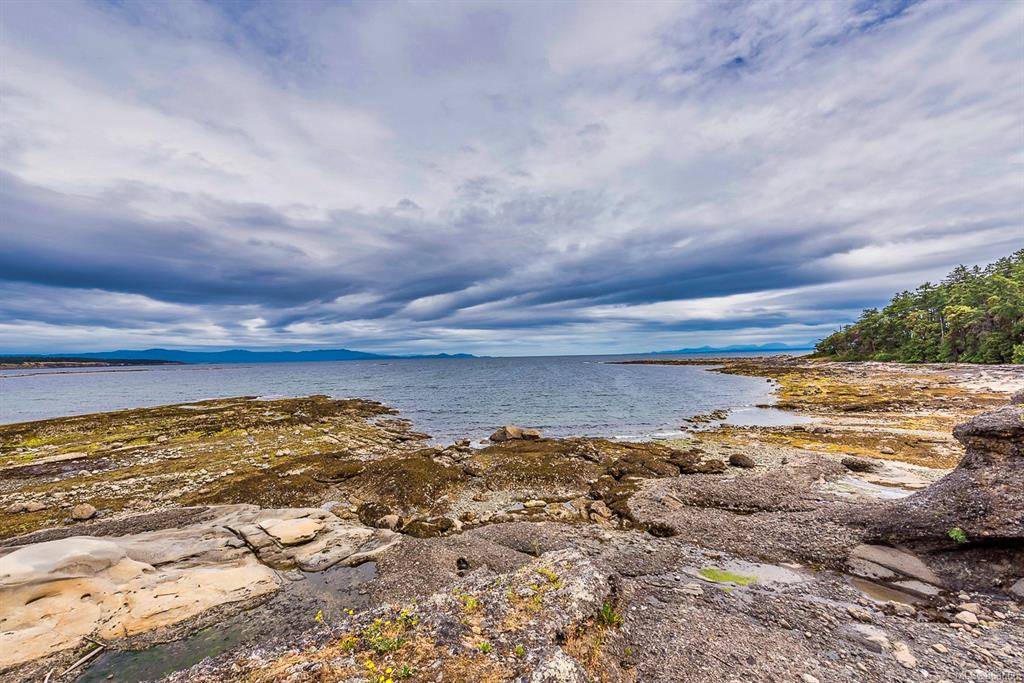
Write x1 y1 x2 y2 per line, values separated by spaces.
651 343 813 355
4 348 476 364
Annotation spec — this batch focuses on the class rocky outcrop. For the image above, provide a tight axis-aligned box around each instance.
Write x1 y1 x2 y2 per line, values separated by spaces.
0 504 398 669
489 424 543 442
871 404 1023 545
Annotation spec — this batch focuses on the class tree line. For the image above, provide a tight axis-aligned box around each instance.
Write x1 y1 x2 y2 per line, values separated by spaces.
814 249 1023 363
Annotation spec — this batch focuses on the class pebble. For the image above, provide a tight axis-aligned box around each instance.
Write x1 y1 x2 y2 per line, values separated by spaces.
931 643 948 653
955 611 979 625
892 641 917 669
801 675 820 683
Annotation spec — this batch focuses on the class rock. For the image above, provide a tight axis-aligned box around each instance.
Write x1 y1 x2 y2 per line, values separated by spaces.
402 516 456 538
357 501 393 527
70 503 96 521
523 499 546 508
932 643 949 653
957 602 981 614
0 512 281 669
378 514 401 530
880 446 896 455
489 425 542 442
588 500 613 521
1011 389 1023 405
728 453 756 468
7 501 46 514
668 448 702 472
954 610 979 625
848 545 943 587
892 641 917 668
801 675 820 683
530 647 590 682
692 459 727 474
841 456 878 473
846 605 874 622
840 623 890 653
258 517 324 545
1011 578 1024 598
872 405 1024 544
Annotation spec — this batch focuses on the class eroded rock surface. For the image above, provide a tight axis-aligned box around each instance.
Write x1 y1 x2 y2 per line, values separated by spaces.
0 504 396 669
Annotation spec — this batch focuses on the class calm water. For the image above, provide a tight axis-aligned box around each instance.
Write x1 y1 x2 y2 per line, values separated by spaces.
0 354 799 442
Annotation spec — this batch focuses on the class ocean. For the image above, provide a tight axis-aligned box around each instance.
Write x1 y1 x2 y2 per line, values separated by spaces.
0 353 806 442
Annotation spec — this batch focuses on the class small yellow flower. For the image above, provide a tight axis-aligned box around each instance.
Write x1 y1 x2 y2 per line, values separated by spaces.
365 659 376 670
385 668 393 674
314 610 323 623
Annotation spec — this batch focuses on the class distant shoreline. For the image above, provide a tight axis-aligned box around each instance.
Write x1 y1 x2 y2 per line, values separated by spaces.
0 357 184 370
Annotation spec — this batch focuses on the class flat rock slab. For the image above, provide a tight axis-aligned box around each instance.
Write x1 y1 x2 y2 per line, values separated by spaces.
259 517 325 545
0 504 397 669
849 544 944 587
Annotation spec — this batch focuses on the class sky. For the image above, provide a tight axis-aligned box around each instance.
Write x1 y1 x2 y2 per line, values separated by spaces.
0 0 1022 356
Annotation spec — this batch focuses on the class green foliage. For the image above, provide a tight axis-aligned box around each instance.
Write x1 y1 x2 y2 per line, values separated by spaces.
947 527 968 544
598 601 623 627
478 641 493 654
815 250 1024 364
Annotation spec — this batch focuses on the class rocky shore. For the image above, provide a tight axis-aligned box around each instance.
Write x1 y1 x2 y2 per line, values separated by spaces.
1 358 1021 682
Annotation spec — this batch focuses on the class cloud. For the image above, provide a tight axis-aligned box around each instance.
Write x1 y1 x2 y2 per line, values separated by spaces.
0 0 1021 355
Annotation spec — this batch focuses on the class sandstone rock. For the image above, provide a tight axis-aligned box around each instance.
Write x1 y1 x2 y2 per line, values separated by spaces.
880 446 896 455
728 453 756 468
378 514 401 530
258 517 324 545
932 643 948 653
70 503 97 521
524 499 546 508
958 602 981 614
954 610 979 625
892 641 917 668
871 405 1024 544
489 424 542 442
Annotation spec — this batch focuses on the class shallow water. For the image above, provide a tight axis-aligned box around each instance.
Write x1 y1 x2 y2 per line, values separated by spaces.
77 561 377 683
1 353 802 442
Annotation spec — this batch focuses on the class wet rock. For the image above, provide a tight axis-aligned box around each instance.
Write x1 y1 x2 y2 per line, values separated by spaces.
841 456 878 473
728 453 756 468
489 425 542 442
668 448 703 472
70 503 96 521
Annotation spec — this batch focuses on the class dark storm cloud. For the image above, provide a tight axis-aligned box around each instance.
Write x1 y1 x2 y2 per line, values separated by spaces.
0 0 1021 355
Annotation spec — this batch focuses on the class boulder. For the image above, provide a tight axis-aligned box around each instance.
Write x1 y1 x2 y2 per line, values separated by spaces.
692 459 727 474
841 456 878 473
489 425 542 442
728 453 756 468
871 405 1024 544
70 503 97 521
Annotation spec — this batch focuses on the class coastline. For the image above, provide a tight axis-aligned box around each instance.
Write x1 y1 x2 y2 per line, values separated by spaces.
1 358 1022 682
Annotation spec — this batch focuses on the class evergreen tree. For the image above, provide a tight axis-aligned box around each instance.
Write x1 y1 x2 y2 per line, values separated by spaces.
815 250 1023 363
